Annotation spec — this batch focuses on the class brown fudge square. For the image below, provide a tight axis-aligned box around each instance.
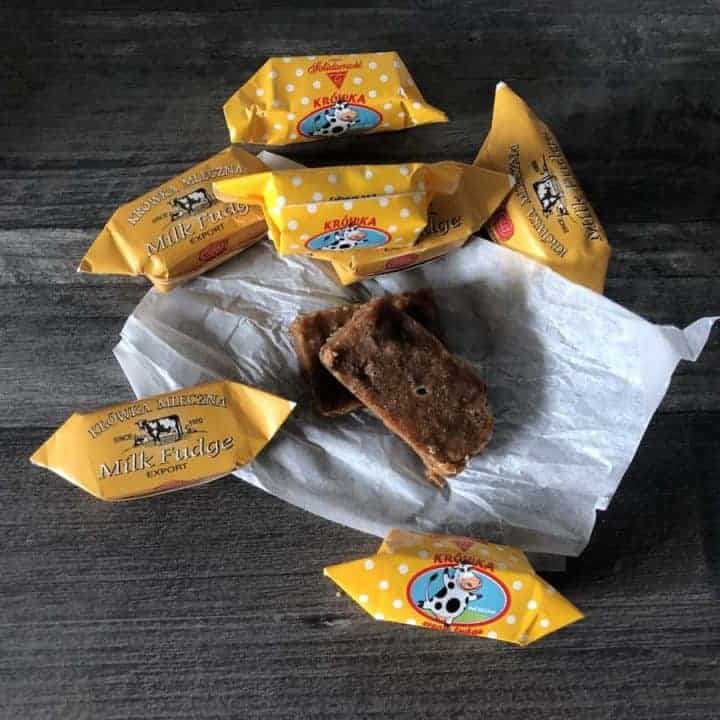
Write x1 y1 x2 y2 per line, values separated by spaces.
318 297 492 485
290 290 442 417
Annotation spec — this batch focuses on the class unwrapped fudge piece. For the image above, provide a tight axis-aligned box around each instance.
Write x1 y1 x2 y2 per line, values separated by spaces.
290 290 441 417
319 298 492 485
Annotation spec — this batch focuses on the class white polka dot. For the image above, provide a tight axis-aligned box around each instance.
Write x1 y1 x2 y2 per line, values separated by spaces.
479 548 490 556
291 176 302 186
295 68 304 77
512 580 523 591
276 196 286 207
412 101 421 109
382 122 390 128
519 633 529 643
312 80 321 89
307 55 316 61
487 630 498 639
405 618 417 626
394 237 404 243
300 234 309 241
417 550 429 559
399 166 410 176
353 76 362 85
400 208 410 218
509 554 520 563
384 184 395 194
506 614 517 625
359 593 369 604
388 225 397 233
256 88 265 97
397 111 406 118
273 123 283 130
312 192 323 201
412 192 423 204
498 562 507 570
374 612 384 620
307 203 317 213
282 57 291 63
287 112 296 120
383 102 392 110
364 559 374 570
368 89 377 98
301 96 309 105
290 244 300 250
268 71 278 79
393 60 400 68
392 599 403 609
379 579 389 590
540 618 550 628
343 200 353 210
287 220 299 230
378 197 389 207
397 563 408 574
289 132 298 140
364 168 373 179
380 73 389 82
286 83 295 92
272 99 281 108
527 600 538 610
327 173 338 184
368 61 378 70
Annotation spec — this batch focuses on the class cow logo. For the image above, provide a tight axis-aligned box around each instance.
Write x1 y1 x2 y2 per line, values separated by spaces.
306 225 389 252
326 71 347 89
298 101 382 138
169 187 214 220
532 156 568 218
408 562 509 627
133 415 184 446
198 239 229 263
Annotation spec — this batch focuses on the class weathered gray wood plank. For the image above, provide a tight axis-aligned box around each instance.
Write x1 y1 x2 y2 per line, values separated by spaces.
2 2 720 719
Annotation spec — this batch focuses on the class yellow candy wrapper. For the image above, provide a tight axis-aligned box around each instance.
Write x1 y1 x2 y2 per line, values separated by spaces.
325 530 583 645
474 82 610 293
79 147 268 292
214 162 464 262
329 164 515 284
30 380 295 501
223 52 447 145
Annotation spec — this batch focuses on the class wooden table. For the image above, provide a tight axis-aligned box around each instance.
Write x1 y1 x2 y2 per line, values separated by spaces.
2 5 719 719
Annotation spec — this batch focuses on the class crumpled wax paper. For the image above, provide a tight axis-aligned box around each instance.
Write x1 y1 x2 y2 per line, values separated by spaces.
113 229 716 557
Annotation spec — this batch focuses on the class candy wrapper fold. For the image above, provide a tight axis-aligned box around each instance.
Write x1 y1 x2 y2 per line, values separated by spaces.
325 530 583 644
223 52 447 145
214 161 468 262
475 82 611 293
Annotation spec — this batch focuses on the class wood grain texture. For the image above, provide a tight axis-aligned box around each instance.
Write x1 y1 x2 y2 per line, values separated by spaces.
1 3 719 719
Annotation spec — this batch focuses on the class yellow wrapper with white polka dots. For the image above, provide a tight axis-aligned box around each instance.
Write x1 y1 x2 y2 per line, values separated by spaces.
223 52 447 145
325 530 583 645
214 162 464 262
329 164 515 284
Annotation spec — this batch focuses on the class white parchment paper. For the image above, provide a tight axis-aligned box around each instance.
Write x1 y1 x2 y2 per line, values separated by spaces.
113 231 716 557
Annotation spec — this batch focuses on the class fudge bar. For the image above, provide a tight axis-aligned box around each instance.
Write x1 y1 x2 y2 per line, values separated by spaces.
318 297 492 485
290 289 442 417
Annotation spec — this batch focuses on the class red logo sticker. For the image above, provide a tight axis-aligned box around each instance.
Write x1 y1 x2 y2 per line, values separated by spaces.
492 208 514 241
326 71 347 88
198 239 228 263
385 253 420 270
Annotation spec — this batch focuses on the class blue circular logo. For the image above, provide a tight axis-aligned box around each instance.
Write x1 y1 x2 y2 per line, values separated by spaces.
306 225 389 252
408 563 510 627
298 102 382 138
